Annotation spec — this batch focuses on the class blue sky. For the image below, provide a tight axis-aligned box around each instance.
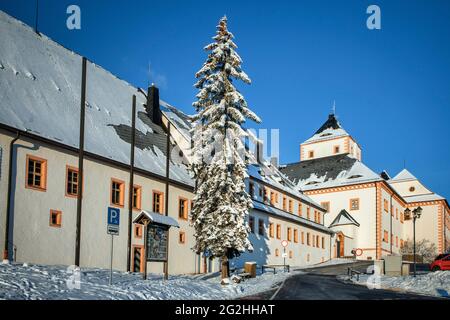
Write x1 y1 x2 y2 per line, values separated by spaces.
1 0 449 199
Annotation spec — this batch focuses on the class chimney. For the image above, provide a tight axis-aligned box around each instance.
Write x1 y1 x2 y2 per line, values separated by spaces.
146 84 162 125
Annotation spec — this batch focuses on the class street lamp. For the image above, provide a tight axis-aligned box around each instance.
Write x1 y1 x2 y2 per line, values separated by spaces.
405 206 422 277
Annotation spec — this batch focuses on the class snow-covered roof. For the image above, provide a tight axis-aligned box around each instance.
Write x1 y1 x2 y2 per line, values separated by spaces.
402 193 445 203
133 210 180 228
252 201 333 234
303 114 349 144
160 101 192 141
390 169 418 182
281 154 382 191
0 11 192 186
329 209 360 228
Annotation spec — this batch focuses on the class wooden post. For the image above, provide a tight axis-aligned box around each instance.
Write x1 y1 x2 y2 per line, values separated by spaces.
163 123 171 280
126 95 137 272
221 256 229 279
75 57 87 267
143 221 148 280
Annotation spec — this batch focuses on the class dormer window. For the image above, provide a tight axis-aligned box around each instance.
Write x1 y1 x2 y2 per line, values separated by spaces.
320 133 332 137
348 174 363 179
409 186 415 192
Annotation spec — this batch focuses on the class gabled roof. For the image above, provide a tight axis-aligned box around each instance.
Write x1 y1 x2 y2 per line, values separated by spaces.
133 210 180 228
329 209 360 228
402 193 445 203
303 114 349 144
280 154 382 191
253 201 333 234
0 11 192 186
160 101 192 140
391 169 417 182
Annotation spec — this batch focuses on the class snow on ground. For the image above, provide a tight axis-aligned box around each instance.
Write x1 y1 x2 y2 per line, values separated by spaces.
0 262 291 300
340 271 450 298
294 258 356 270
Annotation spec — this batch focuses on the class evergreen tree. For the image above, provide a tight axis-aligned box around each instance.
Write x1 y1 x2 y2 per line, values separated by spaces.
190 16 261 279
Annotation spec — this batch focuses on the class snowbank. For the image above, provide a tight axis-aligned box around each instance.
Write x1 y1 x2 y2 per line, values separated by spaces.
0 263 290 300
342 271 450 298
295 258 356 270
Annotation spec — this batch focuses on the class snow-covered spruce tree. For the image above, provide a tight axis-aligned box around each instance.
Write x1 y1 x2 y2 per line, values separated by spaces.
190 16 261 279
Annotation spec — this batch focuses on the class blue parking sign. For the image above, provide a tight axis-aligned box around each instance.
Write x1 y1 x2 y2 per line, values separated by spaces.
107 207 120 235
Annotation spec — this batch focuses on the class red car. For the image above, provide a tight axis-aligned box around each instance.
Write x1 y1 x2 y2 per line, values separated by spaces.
430 253 450 271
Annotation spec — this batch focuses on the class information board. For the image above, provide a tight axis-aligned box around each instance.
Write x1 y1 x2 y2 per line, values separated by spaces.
146 224 169 262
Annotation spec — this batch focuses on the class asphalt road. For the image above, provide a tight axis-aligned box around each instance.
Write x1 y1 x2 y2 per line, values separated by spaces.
245 261 439 300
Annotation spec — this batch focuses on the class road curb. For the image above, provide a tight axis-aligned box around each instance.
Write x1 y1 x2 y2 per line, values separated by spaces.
269 273 294 300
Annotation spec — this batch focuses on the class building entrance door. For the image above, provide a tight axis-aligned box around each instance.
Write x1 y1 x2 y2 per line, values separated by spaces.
133 246 143 272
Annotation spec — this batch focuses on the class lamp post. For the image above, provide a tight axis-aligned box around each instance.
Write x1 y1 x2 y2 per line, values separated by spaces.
405 206 422 277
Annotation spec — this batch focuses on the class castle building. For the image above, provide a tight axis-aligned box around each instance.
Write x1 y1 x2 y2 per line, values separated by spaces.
0 11 331 275
281 113 450 260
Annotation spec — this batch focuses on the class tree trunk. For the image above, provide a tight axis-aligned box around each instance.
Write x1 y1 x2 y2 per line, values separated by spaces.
221 256 229 279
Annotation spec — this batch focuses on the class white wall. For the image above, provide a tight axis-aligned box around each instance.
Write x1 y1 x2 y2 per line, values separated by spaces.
306 185 378 260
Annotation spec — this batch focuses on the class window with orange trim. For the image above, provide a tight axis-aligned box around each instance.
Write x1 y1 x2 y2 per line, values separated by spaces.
249 182 255 198
270 191 276 205
383 199 389 212
307 233 311 246
153 191 164 213
282 196 287 211
307 207 310 220
298 202 302 216
287 227 292 241
134 224 142 238
111 179 125 207
289 250 293 259
288 199 293 213
178 197 188 220
133 185 142 210
269 223 274 238
179 231 186 244
258 219 264 236
249 216 255 234
294 229 298 243
26 155 47 191
66 166 79 197
322 236 325 249
383 230 389 243
49 210 62 228
276 224 281 239
275 248 279 257
301 231 305 244
350 198 359 211
334 145 340 154
309 150 314 159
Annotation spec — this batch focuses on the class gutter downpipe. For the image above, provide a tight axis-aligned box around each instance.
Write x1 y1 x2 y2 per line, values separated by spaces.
390 193 393 254
3 131 20 261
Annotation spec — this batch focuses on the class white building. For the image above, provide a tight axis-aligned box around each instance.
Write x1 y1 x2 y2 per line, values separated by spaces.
281 113 450 260
0 11 332 275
